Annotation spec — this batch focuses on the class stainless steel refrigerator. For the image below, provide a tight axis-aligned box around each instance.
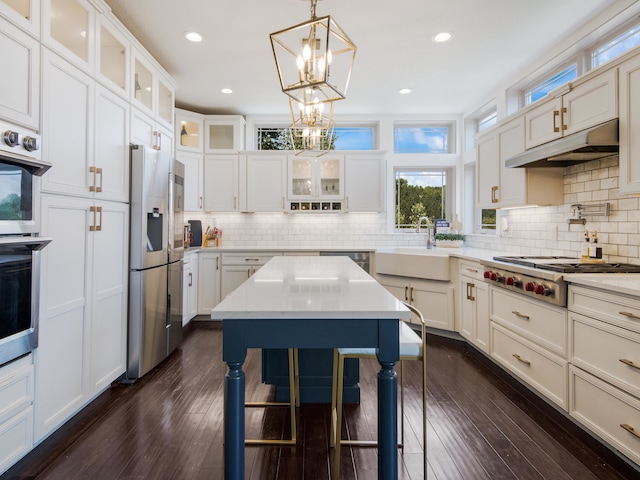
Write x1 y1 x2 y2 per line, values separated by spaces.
126 145 184 380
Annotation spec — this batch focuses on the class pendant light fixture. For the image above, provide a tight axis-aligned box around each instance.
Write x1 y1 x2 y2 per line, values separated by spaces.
270 0 356 105
288 97 335 156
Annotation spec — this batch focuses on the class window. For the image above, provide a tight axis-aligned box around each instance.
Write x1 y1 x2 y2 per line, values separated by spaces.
477 110 497 132
257 126 376 150
480 209 496 230
394 125 453 153
592 22 640 68
525 64 577 105
394 168 450 230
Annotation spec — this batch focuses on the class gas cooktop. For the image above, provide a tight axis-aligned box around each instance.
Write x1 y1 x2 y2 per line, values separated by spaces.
492 255 640 273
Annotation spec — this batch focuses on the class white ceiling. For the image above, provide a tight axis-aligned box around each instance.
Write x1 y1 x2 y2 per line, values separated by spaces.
103 0 620 117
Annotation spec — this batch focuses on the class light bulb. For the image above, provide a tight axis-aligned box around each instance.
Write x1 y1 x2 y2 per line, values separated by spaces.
302 44 311 61
318 57 325 73
327 49 333 65
296 55 304 71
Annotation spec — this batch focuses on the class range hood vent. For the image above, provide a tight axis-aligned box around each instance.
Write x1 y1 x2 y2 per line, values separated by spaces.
505 119 618 168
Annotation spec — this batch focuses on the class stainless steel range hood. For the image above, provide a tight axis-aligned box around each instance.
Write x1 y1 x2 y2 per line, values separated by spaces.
505 119 618 168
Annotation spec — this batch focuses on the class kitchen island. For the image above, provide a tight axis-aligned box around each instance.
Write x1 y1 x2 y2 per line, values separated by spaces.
212 255 411 480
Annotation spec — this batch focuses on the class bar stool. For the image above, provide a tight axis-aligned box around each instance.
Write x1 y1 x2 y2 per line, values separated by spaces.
245 348 300 445
330 302 427 479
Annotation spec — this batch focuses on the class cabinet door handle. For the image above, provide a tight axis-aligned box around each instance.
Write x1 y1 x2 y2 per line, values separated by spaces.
89 166 97 192
216 256 219 270
553 110 560 133
491 186 499 203
410 287 415 303
188 272 193 287
466 268 478 273
95 167 103 192
619 311 640 320
561 107 568 131
404 286 408 301
245 258 259 262
512 354 531 366
157 131 162 150
511 310 530 320
95 206 103 231
619 358 640 370
467 282 475 301
89 206 97 231
620 424 640 439
234 196 237 209
199 196 203 209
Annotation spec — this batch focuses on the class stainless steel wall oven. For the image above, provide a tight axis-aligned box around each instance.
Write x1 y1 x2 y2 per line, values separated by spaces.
0 119 51 366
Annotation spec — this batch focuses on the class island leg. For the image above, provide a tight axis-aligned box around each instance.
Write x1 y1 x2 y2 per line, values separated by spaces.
378 361 398 480
225 361 245 480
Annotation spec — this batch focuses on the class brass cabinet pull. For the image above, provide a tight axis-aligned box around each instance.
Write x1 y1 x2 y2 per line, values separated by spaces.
561 107 568 131
491 185 499 203
89 166 97 192
188 272 193 287
95 167 103 192
619 358 640 370
553 110 560 133
466 282 475 301
620 424 640 439
245 258 260 262
511 310 530 320
89 206 97 231
466 268 478 273
512 354 531 366
216 256 219 270
404 286 408 301
619 311 640 320
199 196 203 209
95 206 103 231
410 286 415 304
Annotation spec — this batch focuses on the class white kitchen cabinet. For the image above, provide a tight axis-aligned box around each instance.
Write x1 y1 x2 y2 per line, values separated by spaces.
288 154 344 201
524 68 617 149
476 116 563 209
41 51 130 202
96 15 128 97
0 16 40 129
458 259 489 353
344 153 385 212
0 0 40 37
42 0 94 72
131 107 173 155
177 151 204 211
197 251 220 316
204 115 245 152
203 154 239 212
131 47 175 131
220 252 280 300
0 354 34 475
36 194 128 442
176 108 204 152
183 252 199 324
376 274 455 331
618 53 640 195
244 153 286 212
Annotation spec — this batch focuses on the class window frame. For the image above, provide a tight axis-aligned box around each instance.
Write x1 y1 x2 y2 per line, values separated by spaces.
393 122 455 154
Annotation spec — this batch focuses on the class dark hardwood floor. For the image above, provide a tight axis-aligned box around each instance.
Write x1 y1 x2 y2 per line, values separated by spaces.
3 321 639 479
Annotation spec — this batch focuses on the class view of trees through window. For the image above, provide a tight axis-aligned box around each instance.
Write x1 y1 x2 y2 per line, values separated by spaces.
257 127 374 151
481 209 496 230
395 169 448 229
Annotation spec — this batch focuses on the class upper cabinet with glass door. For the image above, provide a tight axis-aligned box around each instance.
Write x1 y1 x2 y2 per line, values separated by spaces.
204 115 245 152
42 0 95 73
95 15 128 98
287 155 344 201
131 47 175 130
0 0 41 36
175 108 204 152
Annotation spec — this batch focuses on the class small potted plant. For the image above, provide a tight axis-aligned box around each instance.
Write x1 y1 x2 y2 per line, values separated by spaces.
434 232 465 248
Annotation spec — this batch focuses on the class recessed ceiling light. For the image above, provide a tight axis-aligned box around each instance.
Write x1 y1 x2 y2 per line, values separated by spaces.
221 88 233 94
432 31 453 43
398 88 413 95
183 31 204 43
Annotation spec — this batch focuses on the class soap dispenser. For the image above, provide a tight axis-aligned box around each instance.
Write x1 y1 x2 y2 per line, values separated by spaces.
581 230 590 260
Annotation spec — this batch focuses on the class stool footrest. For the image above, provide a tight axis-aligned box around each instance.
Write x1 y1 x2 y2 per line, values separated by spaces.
246 401 292 407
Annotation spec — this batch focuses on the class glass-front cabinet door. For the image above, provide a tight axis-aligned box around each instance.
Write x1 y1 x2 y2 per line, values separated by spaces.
157 79 173 127
45 0 92 67
97 19 127 94
133 57 153 111
0 0 40 35
287 155 343 200
175 109 204 152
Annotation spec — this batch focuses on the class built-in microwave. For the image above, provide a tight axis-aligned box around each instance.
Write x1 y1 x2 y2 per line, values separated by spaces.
0 119 51 236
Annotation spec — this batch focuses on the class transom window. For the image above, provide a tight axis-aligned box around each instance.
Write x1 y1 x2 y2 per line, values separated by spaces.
592 22 640 68
394 168 450 230
393 125 453 154
525 64 577 105
256 126 376 151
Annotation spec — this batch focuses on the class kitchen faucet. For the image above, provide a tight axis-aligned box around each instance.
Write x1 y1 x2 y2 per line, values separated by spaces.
416 216 434 249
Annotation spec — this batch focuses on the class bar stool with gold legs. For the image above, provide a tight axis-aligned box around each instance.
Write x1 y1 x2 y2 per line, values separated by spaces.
330 302 427 479
245 348 300 445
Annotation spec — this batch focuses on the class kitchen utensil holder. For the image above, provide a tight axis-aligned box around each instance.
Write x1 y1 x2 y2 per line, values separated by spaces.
567 202 610 225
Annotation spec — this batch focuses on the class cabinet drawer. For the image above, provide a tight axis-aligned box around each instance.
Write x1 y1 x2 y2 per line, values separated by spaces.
491 322 568 409
458 259 485 281
0 357 33 425
491 287 567 356
0 405 33 475
221 252 280 266
570 312 640 398
570 366 640 466
569 285 640 334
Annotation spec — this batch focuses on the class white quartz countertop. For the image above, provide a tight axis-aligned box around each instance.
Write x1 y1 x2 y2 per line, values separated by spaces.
211 256 411 320
563 273 640 296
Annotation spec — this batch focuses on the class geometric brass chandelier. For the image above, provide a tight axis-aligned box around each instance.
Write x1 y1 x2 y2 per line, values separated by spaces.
270 0 356 155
